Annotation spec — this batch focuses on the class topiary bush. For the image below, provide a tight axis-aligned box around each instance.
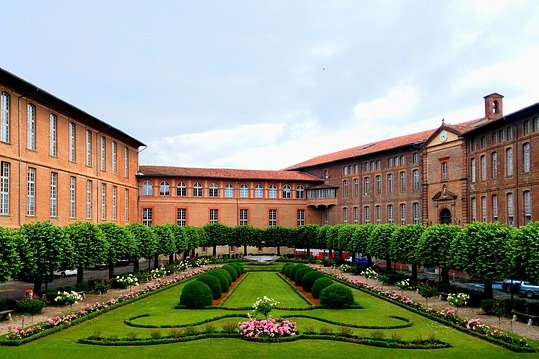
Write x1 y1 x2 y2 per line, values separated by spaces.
302 271 325 292
289 264 307 280
282 263 295 277
179 281 213 308
208 269 230 292
311 277 334 299
16 297 46 315
197 274 222 299
221 264 238 281
229 262 244 275
294 267 313 286
319 283 354 308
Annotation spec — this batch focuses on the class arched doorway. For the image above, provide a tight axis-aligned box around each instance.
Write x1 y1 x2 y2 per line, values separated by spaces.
440 208 452 224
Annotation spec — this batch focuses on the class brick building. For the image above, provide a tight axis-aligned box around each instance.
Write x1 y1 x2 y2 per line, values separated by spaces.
0 68 144 228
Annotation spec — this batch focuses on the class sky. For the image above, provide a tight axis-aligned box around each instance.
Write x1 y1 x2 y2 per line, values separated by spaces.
2 0 539 170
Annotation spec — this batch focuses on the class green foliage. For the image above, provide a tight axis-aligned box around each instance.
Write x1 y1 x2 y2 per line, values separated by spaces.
232 225 257 247
511 222 539 282
203 223 233 248
197 274 222 299
179 281 213 308
294 266 313 286
228 262 244 275
417 224 460 269
262 225 294 248
0 227 22 283
16 297 45 315
296 224 319 251
99 223 136 265
390 224 424 264
281 263 295 277
367 224 396 261
171 225 188 253
336 224 356 252
319 283 354 308
349 224 374 255
208 269 231 291
221 264 238 281
125 223 158 261
152 224 176 257
311 277 334 299
418 285 437 299
288 263 307 280
302 271 325 292
64 222 108 274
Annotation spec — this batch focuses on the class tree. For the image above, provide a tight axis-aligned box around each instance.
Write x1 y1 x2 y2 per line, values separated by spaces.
417 224 460 290
126 223 158 271
233 225 256 255
19 222 74 291
183 226 201 259
349 224 375 265
511 222 539 283
296 224 319 258
452 222 512 298
262 226 292 255
65 222 108 284
203 223 231 256
390 224 424 286
336 225 355 264
0 227 22 283
100 223 136 278
172 225 189 259
367 224 396 270
153 224 176 266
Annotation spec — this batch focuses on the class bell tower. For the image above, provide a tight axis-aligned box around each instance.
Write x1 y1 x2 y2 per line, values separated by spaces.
484 93 504 120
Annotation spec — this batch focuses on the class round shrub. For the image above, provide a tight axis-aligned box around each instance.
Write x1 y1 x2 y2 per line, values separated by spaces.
282 263 295 277
16 298 45 315
222 264 238 281
197 274 222 299
294 267 313 286
179 281 213 308
289 264 307 280
208 269 231 291
319 284 354 308
302 271 325 292
229 262 244 275
311 277 334 299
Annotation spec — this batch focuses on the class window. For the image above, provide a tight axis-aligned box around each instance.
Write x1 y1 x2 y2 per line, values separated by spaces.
193 182 202 197
498 129 504 142
343 207 348 224
160 181 170 196
507 127 514 140
343 166 348 176
50 114 57 156
375 205 381 224
1 92 9 143
471 197 477 222
388 157 393 168
142 208 152 226
296 185 305 199
524 190 532 224
225 183 234 198
0 162 10 214
364 206 370 224
240 209 249 225
492 194 498 222
100 136 106 171
69 122 76 162
255 184 264 198
101 183 106 220
470 158 476 183
491 132 497 145
353 206 359 224
177 182 186 196
240 184 249 198
400 155 405 166
111 141 117 174
142 180 153 195
283 185 291 199
480 155 486 181
69 176 76 219
523 143 530 173
27 104 36 150
269 209 277 226
364 162 369 172
210 209 219 224
124 189 129 222
364 177 370 195
400 203 406 225
441 162 448 181
50 172 57 217
27 168 36 216
387 173 393 194
400 171 406 192
534 117 539 132
85 130 92 166
376 160 380 170
112 186 117 221
348 165 352 174
506 148 513 176
480 136 486 148
491 152 498 179
394 156 399 167
354 164 359 173
376 175 381 194
481 196 487 223
507 192 514 226
471 139 476 151
269 184 277 198
387 204 394 224
124 146 129 178
209 182 219 197
342 180 348 198
523 120 530 135
177 208 187 226
324 169 329 179
412 170 419 192
412 152 419 165
86 180 92 219
353 178 359 197
412 202 420 224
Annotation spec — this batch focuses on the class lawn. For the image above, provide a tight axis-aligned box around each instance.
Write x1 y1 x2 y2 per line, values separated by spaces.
0 267 537 359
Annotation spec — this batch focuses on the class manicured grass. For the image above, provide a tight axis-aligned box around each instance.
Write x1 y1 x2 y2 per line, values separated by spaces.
0 269 537 358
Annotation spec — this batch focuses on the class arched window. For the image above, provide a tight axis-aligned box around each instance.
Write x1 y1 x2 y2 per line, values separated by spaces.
283 185 291 199
269 184 278 198
159 181 170 196
296 185 305 199
177 181 186 196
209 182 219 197
523 143 530 173
240 184 249 198
412 170 419 192
255 184 264 198
142 180 152 196
193 182 202 197
225 183 234 198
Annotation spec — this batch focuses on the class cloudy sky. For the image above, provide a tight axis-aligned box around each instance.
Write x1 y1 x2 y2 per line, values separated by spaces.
2 1 539 170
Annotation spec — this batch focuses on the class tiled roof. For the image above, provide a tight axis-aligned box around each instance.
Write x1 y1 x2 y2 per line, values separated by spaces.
138 165 323 182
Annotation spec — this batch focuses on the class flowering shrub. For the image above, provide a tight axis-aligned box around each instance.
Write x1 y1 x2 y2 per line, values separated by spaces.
195 257 211 267
54 291 84 306
16 297 45 315
113 274 139 289
447 293 469 307
177 260 192 271
396 279 411 290
238 318 296 339
360 267 378 280
150 267 171 279
339 264 352 273
253 296 279 318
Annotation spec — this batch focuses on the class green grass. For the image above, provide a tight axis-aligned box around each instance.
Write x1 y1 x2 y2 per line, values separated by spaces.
0 270 538 358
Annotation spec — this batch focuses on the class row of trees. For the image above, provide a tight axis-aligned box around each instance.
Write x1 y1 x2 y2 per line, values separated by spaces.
0 221 538 297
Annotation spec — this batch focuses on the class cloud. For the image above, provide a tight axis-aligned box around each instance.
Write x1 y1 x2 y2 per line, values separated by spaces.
353 85 419 121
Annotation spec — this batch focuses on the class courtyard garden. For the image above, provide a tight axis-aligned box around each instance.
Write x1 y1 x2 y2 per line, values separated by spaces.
0 261 538 358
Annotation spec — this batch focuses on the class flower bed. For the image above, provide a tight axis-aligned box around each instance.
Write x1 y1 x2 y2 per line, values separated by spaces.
238 318 297 339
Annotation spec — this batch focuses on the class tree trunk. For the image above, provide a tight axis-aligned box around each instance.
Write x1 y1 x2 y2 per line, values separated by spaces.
367 255 372 267
352 252 357 266
154 254 159 269
243 244 247 256
212 245 217 257
386 258 392 271
441 268 450 291
169 253 174 264
33 277 42 293
411 264 418 287
76 266 84 284
277 246 281 255
484 279 494 299
183 251 188 260
108 261 115 279
133 259 140 273
306 245 311 258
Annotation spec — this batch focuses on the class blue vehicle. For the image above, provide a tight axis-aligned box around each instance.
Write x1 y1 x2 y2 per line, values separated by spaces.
519 281 539 299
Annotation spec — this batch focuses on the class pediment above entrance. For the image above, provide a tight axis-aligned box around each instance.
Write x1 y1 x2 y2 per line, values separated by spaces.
432 184 457 201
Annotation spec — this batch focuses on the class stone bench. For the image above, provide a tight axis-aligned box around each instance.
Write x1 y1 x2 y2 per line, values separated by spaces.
76 291 86 300
512 310 539 326
437 292 449 301
0 310 14 321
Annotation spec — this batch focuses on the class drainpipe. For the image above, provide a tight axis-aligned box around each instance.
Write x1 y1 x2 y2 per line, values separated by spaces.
17 95 23 227
136 145 147 224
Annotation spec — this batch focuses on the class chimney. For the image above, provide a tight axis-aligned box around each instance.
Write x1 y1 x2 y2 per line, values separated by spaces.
484 93 504 120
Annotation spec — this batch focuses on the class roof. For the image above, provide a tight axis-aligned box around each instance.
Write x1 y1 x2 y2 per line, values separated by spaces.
0 67 145 148
138 165 323 182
